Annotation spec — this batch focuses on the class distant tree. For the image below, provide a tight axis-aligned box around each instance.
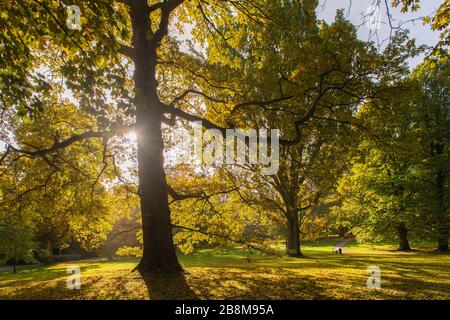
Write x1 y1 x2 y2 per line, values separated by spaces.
333 157 420 251
0 207 36 273
0 99 126 261
333 58 449 251
411 60 450 251
191 3 424 255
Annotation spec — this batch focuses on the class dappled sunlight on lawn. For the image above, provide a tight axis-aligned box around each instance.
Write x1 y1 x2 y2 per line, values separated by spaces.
0 242 449 300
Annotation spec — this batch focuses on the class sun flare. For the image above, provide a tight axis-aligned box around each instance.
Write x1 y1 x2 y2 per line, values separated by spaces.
127 131 138 142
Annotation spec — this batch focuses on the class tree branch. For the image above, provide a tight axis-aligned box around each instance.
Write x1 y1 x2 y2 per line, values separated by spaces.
118 44 135 60
6 131 105 158
171 223 278 255
0 145 10 165
152 0 186 45
168 184 241 204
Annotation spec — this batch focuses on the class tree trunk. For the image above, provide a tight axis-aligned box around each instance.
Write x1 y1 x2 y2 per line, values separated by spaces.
13 258 16 274
436 167 448 252
131 1 181 273
136 115 181 273
286 213 302 257
396 223 411 251
338 227 347 237
437 225 448 252
431 139 448 252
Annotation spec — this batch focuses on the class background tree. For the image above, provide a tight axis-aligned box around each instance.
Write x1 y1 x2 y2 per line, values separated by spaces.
0 172 36 273
0 217 36 273
332 58 449 251
183 3 423 256
411 59 450 251
0 94 127 262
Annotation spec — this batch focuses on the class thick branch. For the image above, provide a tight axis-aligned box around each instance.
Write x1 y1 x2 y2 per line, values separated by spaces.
152 0 186 45
162 102 228 135
168 184 241 204
0 146 10 165
7 131 105 158
118 44 135 60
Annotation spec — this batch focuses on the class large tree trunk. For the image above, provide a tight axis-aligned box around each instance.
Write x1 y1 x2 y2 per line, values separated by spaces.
136 115 181 273
286 213 302 257
131 1 181 273
396 223 411 251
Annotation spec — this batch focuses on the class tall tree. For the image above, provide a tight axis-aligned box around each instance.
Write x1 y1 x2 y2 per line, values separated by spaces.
412 60 450 251
0 172 36 273
0 0 320 273
332 58 449 251
189 3 423 255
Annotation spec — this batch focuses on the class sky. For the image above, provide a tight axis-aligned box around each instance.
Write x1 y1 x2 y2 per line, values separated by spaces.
316 0 442 68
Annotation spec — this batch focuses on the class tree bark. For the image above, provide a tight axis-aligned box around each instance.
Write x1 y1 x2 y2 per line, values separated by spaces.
286 213 302 257
430 137 449 252
396 223 411 251
437 226 448 252
136 115 181 273
436 167 448 252
131 0 181 273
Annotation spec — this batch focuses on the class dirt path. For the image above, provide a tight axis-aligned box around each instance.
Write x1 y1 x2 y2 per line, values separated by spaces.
332 238 354 254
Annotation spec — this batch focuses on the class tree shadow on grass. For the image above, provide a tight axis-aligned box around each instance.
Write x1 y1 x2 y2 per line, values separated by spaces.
184 267 330 299
137 269 199 300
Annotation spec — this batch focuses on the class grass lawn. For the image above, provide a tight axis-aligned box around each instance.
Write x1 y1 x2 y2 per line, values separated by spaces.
0 238 449 300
